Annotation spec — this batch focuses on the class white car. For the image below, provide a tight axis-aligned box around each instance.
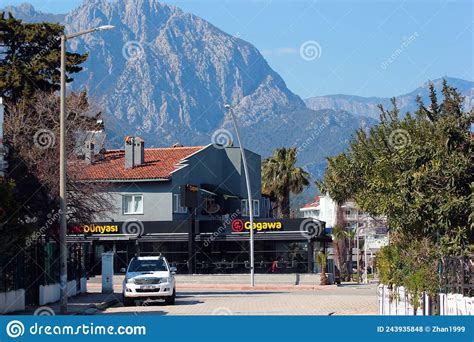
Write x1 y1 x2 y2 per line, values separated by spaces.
122 256 177 306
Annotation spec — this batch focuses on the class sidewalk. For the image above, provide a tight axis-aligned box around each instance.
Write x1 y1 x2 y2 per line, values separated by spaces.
9 290 120 316
87 276 339 292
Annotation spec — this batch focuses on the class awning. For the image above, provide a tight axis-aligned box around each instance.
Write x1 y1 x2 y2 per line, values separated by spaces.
200 183 241 199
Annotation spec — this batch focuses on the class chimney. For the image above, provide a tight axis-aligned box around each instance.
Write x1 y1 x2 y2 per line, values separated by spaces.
84 141 94 165
134 137 145 166
125 136 135 169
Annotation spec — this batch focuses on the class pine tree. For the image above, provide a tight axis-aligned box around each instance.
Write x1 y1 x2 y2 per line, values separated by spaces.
0 12 87 102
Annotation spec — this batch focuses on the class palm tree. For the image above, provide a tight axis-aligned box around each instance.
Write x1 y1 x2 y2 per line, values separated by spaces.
345 229 356 281
261 147 310 218
316 251 329 285
331 225 347 281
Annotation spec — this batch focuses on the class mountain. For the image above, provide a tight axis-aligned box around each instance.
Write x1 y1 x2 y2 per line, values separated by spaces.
4 1 467 191
306 77 474 120
2 0 367 180
61 0 306 147
1 3 65 23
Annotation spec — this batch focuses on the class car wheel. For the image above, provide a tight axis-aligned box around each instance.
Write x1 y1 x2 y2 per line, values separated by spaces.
123 295 134 307
164 289 176 305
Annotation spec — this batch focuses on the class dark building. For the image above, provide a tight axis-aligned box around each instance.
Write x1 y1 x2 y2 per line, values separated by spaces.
68 137 329 275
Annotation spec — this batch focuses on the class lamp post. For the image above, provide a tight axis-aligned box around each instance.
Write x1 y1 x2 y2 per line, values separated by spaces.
363 214 370 284
224 104 255 287
356 227 360 284
59 25 114 314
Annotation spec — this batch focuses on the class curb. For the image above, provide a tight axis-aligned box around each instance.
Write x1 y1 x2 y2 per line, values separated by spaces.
95 298 120 311
73 298 120 315
176 284 337 291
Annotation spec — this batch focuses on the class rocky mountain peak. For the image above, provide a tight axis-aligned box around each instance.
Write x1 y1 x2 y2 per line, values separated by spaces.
60 0 305 147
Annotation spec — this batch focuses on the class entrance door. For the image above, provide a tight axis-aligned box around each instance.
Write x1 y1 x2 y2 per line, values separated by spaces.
115 242 130 273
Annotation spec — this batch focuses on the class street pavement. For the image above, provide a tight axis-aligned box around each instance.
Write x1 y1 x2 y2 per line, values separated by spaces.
98 284 378 316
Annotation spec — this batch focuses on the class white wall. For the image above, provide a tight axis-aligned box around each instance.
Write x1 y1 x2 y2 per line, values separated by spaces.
0 289 25 314
439 293 474 315
379 284 474 316
319 195 337 227
39 278 87 306
97 189 173 222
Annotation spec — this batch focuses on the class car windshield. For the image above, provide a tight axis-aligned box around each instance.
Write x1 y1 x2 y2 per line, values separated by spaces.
128 259 168 272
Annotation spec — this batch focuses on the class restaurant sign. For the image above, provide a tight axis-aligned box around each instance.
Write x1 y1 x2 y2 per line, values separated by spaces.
231 219 283 232
70 224 120 234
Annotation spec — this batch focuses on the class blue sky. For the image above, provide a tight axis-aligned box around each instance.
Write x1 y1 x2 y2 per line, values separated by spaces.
2 0 473 98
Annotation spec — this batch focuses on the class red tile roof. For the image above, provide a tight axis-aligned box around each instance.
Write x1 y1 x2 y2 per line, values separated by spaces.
301 196 320 209
71 146 206 181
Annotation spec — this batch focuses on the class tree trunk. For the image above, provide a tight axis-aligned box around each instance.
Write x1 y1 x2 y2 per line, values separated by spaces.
346 239 353 281
280 193 290 218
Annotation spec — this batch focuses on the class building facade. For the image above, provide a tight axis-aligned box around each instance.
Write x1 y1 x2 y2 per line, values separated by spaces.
68 137 329 275
300 194 389 273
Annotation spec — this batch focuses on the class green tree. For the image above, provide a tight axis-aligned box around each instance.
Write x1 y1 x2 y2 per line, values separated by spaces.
345 229 356 281
331 225 348 281
0 180 28 258
317 80 473 299
0 12 87 102
262 147 310 218
316 251 329 285
318 80 473 250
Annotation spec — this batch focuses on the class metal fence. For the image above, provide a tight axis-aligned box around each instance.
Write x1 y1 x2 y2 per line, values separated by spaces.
0 240 87 306
378 254 474 316
440 255 474 297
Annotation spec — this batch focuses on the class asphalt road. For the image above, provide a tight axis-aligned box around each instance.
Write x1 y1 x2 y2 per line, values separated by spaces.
98 284 378 316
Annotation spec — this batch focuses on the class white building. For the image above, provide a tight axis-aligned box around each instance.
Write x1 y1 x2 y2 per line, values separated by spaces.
300 194 389 275
300 195 371 230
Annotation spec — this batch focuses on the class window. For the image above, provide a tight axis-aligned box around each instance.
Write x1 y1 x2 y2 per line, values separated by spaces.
123 195 143 214
128 259 167 272
345 210 351 217
242 199 260 217
173 194 188 213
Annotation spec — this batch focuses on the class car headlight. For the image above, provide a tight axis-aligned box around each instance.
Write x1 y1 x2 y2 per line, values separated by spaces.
161 277 172 283
126 278 135 284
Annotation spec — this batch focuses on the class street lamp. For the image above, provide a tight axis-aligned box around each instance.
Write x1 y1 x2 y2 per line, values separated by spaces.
224 104 255 287
59 24 114 314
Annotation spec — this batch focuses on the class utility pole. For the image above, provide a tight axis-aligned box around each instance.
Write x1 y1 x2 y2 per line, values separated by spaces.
224 105 255 287
59 25 114 314
0 98 8 179
356 228 360 284
364 215 369 284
